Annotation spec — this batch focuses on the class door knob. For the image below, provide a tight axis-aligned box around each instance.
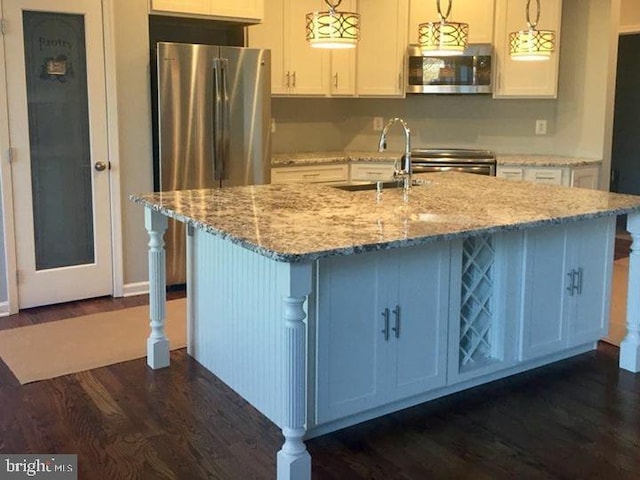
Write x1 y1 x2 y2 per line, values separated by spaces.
94 161 107 172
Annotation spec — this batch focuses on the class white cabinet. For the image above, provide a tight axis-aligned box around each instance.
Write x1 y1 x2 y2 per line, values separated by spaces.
271 164 349 184
571 166 600 189
493 0 562 98
447 232 522 384
497 164 600 189
520 217 614 361
150 0 263 22
248 0 327 95
356 0 409 97
409 0 495 45
315 244 450 424
349 161 396 182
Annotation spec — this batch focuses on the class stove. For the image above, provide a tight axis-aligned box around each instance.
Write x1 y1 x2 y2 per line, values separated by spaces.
409 148 496 176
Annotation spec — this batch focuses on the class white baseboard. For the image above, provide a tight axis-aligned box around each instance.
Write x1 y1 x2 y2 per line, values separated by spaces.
0 301 10 317
122 281 149 297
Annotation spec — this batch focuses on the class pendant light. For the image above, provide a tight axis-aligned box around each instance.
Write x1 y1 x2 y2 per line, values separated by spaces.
419 0 469 56
306 0 360 49
509 0 555 61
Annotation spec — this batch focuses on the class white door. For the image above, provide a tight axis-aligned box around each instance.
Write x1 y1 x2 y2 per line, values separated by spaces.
3 0 113 308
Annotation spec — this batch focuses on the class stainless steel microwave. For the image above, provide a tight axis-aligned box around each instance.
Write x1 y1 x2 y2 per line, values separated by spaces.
406 43 492 94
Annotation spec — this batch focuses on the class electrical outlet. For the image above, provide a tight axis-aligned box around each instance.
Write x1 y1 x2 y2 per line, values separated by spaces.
271 118 276 133
373 117 384 131
535 119 547 135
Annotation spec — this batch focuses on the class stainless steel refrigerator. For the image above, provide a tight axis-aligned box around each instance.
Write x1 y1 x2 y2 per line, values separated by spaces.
156 42 271 285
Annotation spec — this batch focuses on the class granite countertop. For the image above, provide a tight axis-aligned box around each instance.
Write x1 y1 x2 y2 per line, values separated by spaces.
496 154 602 167
131 172 640 263
272 151 401 167
273 152 601 168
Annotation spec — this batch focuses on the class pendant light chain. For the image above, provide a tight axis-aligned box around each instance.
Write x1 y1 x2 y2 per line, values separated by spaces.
324 0 342 14
525 0 541 29
437 0 453 22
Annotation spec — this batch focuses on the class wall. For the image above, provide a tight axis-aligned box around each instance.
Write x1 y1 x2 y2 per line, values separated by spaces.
113 0 154 287
620 0 640 30
272 0 617 178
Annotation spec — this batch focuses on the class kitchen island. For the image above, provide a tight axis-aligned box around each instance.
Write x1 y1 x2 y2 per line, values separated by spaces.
131 172 640 480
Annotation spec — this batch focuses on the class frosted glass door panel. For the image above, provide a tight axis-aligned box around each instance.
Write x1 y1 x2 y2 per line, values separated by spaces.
23 11 94 270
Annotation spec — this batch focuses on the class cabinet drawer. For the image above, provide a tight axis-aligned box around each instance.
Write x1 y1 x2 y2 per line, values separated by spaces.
496 167 524 181
271 164 349 184
523 168 563 185
350 162 396 181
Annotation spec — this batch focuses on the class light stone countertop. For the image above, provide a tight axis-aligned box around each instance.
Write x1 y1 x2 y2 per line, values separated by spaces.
131 172 640 263
273 152 601 168
496 154 602 167
272 151 401 167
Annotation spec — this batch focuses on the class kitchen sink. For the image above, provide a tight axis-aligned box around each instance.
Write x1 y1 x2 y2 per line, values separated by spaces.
332 179 428 192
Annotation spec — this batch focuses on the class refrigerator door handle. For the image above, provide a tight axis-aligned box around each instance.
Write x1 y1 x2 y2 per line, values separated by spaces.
212 57 224 181
220 57 230 181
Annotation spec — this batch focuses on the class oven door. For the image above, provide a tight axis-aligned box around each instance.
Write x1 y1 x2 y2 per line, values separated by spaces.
412 162 496 176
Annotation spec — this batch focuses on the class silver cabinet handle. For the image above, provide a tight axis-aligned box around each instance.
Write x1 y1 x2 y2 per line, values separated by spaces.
576 267 584 295
381 308 390 341
566 270 575 296
392 305 401 338
292 71 296 88
94 161 107 172
334 72 339 88
285 71 290 88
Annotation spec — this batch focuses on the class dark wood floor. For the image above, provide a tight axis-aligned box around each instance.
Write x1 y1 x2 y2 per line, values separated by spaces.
1 293 640 479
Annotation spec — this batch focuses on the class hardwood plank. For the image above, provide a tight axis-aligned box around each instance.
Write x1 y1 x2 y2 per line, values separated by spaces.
1 292 640 479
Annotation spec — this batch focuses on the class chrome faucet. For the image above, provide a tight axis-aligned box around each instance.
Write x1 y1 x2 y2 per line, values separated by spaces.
378 117 412 190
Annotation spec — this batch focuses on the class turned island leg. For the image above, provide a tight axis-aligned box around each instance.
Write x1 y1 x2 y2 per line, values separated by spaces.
145 208 170 369
621 212 640 372
278 264 312 480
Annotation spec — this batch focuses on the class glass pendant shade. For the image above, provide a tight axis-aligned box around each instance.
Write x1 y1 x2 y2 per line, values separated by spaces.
306 1 359 49
419 0 469 56
509 0 555 61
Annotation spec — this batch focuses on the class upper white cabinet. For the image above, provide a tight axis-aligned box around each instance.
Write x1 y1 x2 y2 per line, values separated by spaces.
248 0 328 95
150 0 264 23
315 243 450 424
493 0 563 98
409 0 495 45
357 0 409 97
250 0 408 97
520 217 613 361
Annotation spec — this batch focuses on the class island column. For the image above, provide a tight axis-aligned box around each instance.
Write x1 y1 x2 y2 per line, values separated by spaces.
622 212 640 373
144 208 170 369
278 262 313 480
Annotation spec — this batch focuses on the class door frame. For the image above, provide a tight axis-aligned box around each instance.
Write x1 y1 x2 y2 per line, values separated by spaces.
0 0 124 315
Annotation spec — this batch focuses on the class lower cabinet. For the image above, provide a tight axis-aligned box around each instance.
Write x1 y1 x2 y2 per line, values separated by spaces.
520 217 614 361
496 165 600 189
315 243 450 424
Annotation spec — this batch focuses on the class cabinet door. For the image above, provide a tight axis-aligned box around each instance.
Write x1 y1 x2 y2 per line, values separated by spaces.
567 218 614 346
248 0 287 93
271 164 349 184
330 50 356 96
211 0 263 21
570 166 600 189
349 162 396 182
409 0 495 45
357 0 408 96
493 0 563 98
316 253 387 423
520 224 569 360
151 0 210 15
286 0 328 95
388 244 449 401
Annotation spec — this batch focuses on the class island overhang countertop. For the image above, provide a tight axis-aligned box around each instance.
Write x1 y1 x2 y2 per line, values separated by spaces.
131 172 640 263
